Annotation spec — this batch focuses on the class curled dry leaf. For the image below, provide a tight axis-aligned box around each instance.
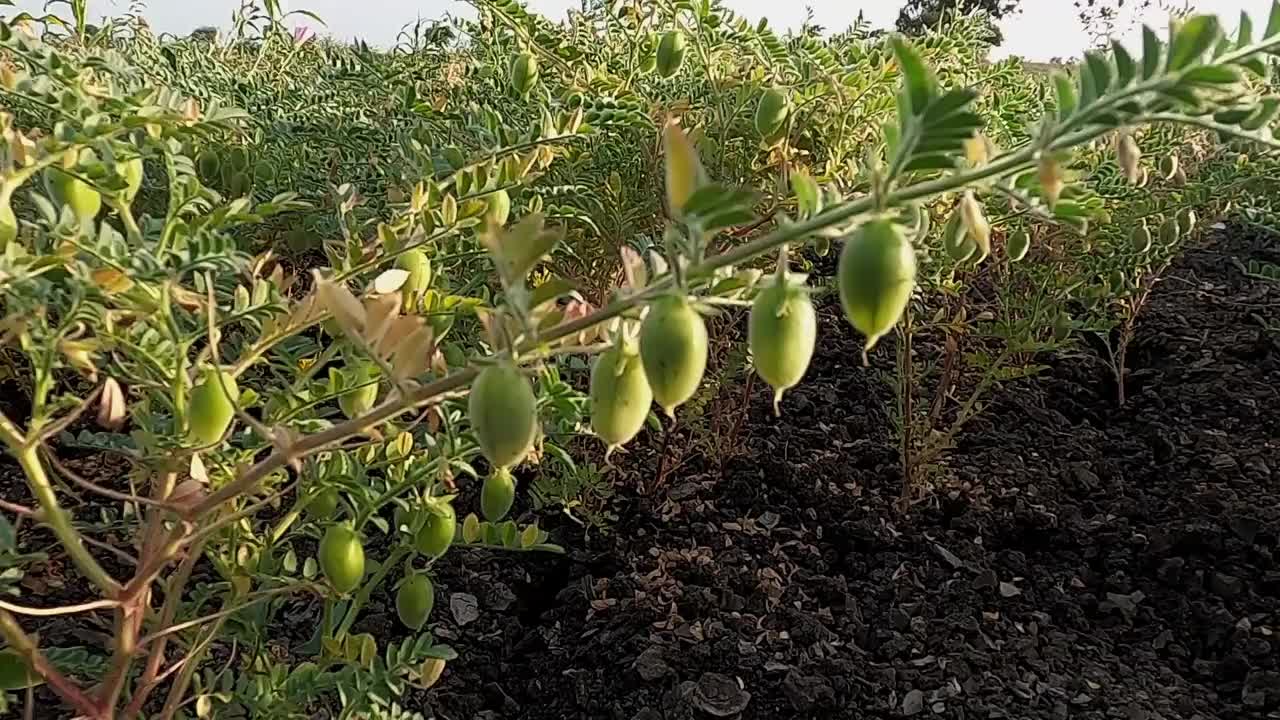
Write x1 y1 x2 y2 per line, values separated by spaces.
377 315 424 359
959 191 991 263
1116 132 1142 184
188 453 208 484
1037 154 1063 208
560 298 597 345
96 377 126 431
362 294 400 348
169 479 207 510
620 245 647 293
59 339 100 378
391 324 437 381
314 272 366 337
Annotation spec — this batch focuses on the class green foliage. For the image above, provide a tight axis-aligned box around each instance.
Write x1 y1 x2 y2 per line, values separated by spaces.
0 1 1277 717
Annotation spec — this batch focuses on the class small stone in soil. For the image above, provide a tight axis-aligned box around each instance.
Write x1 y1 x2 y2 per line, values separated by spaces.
482 581 516 611
1211 572 1244 598
449 592 480 625
782 670 834 711
972 569 997 590
902 688 924 716
1156 557 1185 583
1229 516 1261 544
634 646 671 682
689 672 751 717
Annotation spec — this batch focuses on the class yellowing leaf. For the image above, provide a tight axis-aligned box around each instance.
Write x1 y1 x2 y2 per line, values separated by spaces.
462 513 481 543
372 268 410 294
663 120 706 218
419 658 446 688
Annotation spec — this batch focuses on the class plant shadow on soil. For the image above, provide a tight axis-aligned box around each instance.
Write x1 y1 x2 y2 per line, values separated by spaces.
416 224 1280 720
3 225 1278 720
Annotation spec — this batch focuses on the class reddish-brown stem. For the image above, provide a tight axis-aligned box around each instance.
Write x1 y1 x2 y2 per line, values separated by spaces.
0 610 98 718
121 535 207 720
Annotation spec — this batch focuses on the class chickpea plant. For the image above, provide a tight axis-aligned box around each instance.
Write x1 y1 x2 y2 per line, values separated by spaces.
1 5 1280 720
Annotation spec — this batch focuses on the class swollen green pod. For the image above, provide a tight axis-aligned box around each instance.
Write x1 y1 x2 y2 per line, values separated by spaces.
655 31 686 78
118 157 144 203
1131 221 1152 253
590 343 653 455
307 488 339 520
748 280 816 414
1006 229 1030 262
485 188 511 227
838 220 917 351
942 211 975 263
46 166 101 223
338 365 379 419
319 524 365 594
415 502 456 558
397 249 432 307
639 295 708 418
754 88 789 138
1052 313 1072 341
196 149 221 181
1176 207 1197 236
510 53 538 96
480 466 517 522
469 363 538 469
396 574 435 630
187 367 239 446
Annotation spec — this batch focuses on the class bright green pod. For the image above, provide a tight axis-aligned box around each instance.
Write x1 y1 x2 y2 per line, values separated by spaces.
469 363 538 469
319 524 365 594
510 53 538 96
396 574 435 630
754 88 789 138
187 368 239 446
838 220 917 351
655 31 686 78
589 343 653 454
748 281 816 415
1006 229 1030 262
639 295 708 418
480 466 517 522
414 503 456 558
485 188 511 227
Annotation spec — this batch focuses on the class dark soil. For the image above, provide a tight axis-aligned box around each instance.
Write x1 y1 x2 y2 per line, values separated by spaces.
419 223 1280 720
4 224 1278 720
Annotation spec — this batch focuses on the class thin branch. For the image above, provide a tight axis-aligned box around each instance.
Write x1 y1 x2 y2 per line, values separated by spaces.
0 610 98 717
0 597 120 617
138 584 320 647
26 385 103 448
42 448 171 510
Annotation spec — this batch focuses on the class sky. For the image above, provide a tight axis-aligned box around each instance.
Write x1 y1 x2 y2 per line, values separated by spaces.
5 0 1273 61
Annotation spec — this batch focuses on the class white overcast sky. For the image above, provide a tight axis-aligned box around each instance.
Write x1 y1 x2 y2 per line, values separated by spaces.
6 1 1272 61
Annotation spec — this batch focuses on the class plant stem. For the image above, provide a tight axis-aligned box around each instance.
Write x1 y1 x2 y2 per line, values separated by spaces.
334 547 407 640
0 610 99 718
898 303 915 502
9 443 121 596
